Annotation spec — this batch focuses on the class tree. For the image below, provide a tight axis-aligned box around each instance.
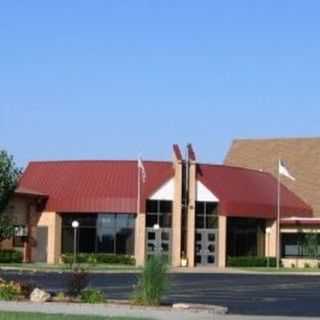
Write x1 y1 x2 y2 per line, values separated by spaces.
0 150 21 213
0 214 16 242
0 150 21 242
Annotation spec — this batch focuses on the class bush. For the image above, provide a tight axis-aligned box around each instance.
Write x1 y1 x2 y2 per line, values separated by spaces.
61 253 135 266
80 289 105 304
133 256 168 306
67 267 89 297
227 256 277 267
0 250 23 263
0 280 21 301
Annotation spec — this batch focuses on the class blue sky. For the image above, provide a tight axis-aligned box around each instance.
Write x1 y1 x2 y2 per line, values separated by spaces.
1 1 320 167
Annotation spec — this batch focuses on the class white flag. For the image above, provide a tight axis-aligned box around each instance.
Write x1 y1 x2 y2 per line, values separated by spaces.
279 160 296 181
138 157 146 183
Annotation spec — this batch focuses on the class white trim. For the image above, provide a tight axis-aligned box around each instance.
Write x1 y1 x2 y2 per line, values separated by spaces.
149 178 174 201
197 181 219 202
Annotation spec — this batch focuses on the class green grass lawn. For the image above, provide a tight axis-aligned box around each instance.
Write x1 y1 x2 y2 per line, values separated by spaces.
0 312 150 320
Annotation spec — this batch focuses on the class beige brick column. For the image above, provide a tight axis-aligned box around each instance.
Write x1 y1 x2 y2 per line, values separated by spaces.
265 219 277 257
171 151 183 267
38 211 62 264
218 215 227 267
187 160 196 267
135 213 146 266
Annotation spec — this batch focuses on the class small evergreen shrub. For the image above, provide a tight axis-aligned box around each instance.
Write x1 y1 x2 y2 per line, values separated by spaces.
133 256 168 306
80 289 105 304
227 256 277 267
0 250 23 263
61 253 135 266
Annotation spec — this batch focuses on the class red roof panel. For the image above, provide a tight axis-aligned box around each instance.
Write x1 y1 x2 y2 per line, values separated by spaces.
18 160 173 213
198 164 313 219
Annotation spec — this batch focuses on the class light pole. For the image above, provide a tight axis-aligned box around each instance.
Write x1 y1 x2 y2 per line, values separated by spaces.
72 220 80 266
266 227 271 268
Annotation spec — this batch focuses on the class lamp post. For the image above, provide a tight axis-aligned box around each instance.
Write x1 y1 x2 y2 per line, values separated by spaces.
72 220 80 266
266 227 271 268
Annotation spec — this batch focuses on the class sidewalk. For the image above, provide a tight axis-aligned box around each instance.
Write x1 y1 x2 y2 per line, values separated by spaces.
0 301 317 320
2 264 320 276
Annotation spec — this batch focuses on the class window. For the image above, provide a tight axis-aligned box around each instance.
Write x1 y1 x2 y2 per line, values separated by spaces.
61 213 135 255
146 200 172 228
13 225 27 248
195 201 218 229
282 233 320 258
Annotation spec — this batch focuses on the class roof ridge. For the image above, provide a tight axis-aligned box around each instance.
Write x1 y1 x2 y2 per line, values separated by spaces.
198 163 271 176
28 159 173 165
232 136 320 142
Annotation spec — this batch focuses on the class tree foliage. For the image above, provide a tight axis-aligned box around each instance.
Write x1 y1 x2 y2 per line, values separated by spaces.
0 150 21 242
0 150 21 213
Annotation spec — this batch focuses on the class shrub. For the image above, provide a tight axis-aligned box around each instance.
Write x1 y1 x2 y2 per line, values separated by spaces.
80 289 105 304
304 262 311 269
67 267 89 297
133 256 168 306
227 256 277 268
0 280 21 301
61 253 135 266
291 263 296 268
0 250 23 263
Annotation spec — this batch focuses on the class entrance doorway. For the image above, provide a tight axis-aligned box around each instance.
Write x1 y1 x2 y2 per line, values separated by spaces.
146 228 171 261
196 229 218 265
194 201 219 266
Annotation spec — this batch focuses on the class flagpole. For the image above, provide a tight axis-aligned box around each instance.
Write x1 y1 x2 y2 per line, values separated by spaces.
276 159 281 269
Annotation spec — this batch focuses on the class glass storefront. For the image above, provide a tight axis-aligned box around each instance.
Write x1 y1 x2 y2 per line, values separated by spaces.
61 213 135 255
227 218 265 257
282 233 320 258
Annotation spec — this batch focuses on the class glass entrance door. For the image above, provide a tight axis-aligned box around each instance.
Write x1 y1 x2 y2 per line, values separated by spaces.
196 229 218 265
146 228 171 261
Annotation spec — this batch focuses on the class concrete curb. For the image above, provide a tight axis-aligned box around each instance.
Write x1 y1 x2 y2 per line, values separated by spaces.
0 301 227 320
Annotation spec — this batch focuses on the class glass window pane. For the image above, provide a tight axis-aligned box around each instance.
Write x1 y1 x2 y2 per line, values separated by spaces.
208 233 216 242
146 214 158 228
159 213 171 228
62 228 74 253
206 202 217 216
146 200 158 213
161 232 170 241
116 214 134 255
208 256 215 264
160 201 172 214
206 216 218 229
97 214 115 253
196 202 205 215
79 228 96 253
196 216 205 229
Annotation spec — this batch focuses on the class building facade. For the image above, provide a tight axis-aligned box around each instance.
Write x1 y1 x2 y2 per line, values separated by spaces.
2 144 314 267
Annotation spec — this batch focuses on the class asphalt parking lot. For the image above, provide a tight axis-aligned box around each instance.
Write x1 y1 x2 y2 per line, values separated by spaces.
1 271 320 317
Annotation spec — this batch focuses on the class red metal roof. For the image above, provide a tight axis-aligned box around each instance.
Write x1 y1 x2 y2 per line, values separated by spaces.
18 160 174 213
198 164 313 219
